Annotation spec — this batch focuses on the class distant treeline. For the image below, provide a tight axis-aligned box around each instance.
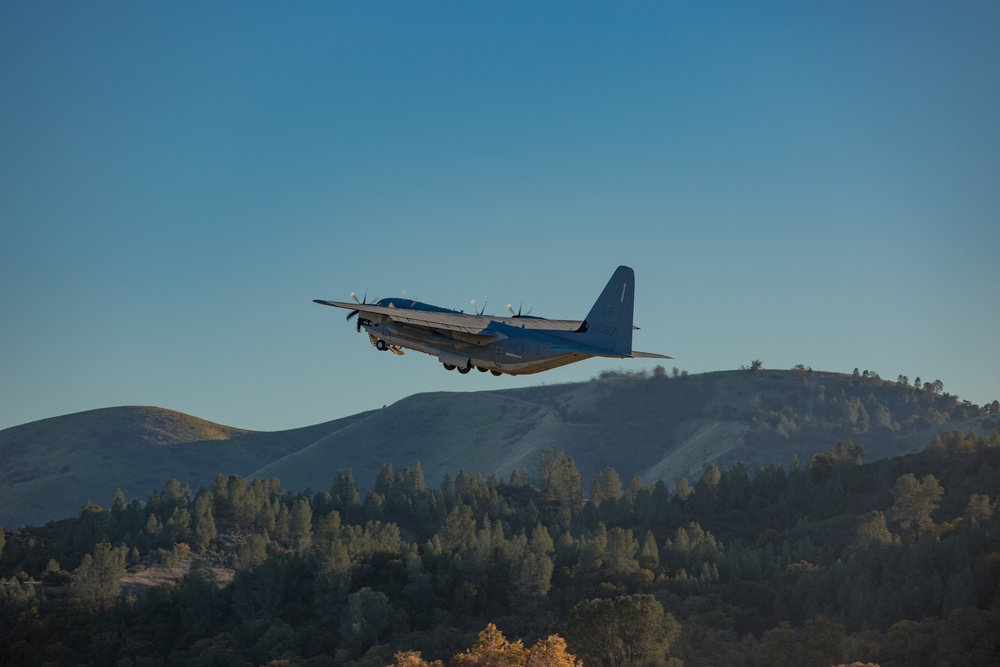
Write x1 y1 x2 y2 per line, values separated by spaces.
1 430 999 666
615 364 996 433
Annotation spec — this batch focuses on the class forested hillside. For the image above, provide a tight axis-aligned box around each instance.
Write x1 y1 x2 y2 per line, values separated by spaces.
249 367 998 497
4 367 995 529
2 429 998 666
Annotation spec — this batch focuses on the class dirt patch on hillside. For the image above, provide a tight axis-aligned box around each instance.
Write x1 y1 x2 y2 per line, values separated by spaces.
641 420 748 483
120 557 234 596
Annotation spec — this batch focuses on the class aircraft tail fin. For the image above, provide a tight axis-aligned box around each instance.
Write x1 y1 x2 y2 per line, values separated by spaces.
577 265 634 356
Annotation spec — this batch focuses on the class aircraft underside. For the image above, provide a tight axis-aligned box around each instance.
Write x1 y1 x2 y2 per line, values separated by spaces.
361 322 591 375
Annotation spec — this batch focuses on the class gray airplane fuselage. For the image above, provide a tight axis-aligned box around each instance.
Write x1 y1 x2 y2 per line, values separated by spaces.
314 266 669 376
358 308 593 375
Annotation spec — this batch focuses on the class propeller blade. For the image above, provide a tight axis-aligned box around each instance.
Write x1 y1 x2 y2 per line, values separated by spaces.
346 309 363 332
507 297 530 317
351 285 369 305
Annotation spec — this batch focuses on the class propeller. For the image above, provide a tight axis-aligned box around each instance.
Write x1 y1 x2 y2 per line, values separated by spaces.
471 298 489 316
506 298 533 318
346 285 369 332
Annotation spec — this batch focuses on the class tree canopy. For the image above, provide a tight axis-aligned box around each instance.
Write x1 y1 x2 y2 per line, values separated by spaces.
0 429 998 666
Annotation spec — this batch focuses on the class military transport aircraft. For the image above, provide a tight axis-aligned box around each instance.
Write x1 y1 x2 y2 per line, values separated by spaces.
313 265 670 375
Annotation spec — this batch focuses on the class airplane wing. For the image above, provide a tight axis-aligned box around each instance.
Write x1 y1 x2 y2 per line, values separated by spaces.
313 300 498 336
314 300 670 354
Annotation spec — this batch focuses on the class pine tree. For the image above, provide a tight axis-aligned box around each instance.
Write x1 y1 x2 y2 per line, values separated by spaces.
567 594 679 667
290 497 313 550
638 531 659 570
71 543 127 613
890 473 944 542
188 491 216 555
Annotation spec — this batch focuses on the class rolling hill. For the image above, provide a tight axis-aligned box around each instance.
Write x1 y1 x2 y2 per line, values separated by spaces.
1 369 996 528
0 406 370 528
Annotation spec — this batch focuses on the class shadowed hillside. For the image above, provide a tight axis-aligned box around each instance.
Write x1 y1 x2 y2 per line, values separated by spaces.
2 370 996 527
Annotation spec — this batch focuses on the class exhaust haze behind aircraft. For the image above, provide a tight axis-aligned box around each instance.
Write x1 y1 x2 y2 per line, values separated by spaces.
313 265 670 375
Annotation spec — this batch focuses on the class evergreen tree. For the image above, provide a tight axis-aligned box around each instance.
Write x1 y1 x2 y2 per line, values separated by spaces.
965 494 993 526
591 467 623 504
638 531 659 570
71 543 127 613
510 552 554 604
439 505 476 552
753 616 846 667
509 467 531 487
702 463 721 490
234 533 269 570
890 473 944 542
290 497 313 550
625 474 644 500
110 488 126 514
567 594 680 667
603 527 639 583
0 575 36 633
340 587 393 656
191 490 217 554
854 511 894 550
404 461 426 494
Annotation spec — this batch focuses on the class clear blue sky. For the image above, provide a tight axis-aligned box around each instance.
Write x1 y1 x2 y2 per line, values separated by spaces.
2 2 998 432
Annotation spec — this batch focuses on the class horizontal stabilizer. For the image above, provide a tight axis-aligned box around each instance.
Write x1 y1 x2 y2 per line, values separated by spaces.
631 351 673 359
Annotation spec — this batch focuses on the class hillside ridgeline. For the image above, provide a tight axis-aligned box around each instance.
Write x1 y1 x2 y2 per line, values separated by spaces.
1 369 995 527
